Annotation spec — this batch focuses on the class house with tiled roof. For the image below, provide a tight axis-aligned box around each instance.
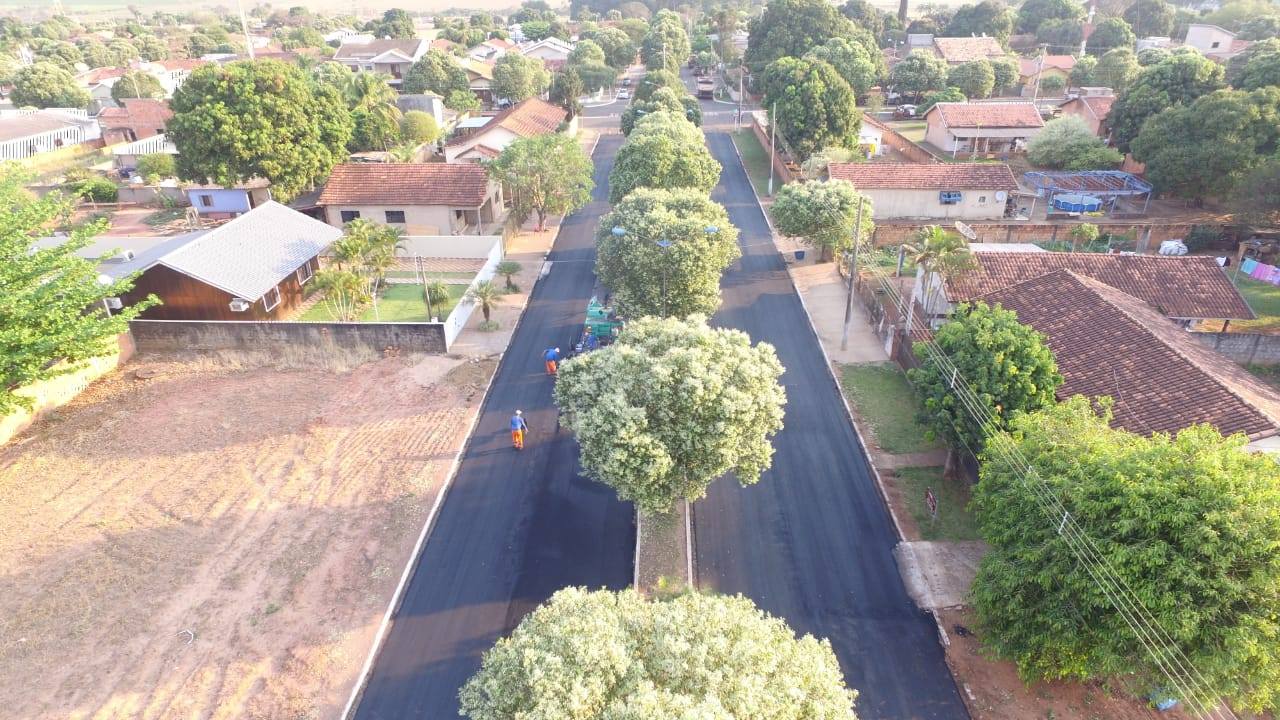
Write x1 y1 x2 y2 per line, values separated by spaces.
932 36 1008 64
1017 55 1075 93
456 57 496 101
334 37 429 87
826 162 1018 219
0 109 96 161
317 163 505 235
1184 23 1252 61
921 248 1255 324
469 37 514 62
443 97 569 162
923 101 1044 155
979 270 1280 448
520 36 574 64
98 98 172 145
1059 94 1116 137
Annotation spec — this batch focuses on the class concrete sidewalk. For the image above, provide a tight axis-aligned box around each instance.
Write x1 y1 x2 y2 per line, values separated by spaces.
788 262 890 364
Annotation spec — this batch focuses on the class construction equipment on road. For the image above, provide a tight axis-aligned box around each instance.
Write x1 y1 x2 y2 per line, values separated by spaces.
573 296 623 355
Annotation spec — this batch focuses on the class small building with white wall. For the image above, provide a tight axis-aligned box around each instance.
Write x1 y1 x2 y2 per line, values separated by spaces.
826 162 1019 220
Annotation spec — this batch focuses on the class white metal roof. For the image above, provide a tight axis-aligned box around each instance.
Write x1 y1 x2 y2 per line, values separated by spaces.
158 201 342 300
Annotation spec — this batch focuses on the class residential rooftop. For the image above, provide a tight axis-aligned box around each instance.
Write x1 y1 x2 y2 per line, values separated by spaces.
932 36 1006 62
827 162 1019 190
444 97 566 147
927 102 1045 129
318 163 492 207
981 270 1280 439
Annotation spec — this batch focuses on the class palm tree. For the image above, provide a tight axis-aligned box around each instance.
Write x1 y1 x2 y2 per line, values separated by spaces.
466 280 502 323
495 260 523 291
343 71 399 110
902 225 975 322
424 279 451 320
313 269 369 321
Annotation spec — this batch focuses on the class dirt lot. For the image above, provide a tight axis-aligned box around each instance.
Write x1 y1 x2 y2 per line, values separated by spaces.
0 352 495 720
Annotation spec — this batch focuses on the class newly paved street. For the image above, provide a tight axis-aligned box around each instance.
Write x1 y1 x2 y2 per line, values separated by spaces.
351 135 634 720
696 130 970 720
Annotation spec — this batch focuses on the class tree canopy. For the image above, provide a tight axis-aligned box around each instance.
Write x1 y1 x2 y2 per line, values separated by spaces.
10 62 90 109
1108 50 1225 151
1122 0 1176 37
459 588 856 720
489 133 595 231
492 52 551 102
1131 87 1280 202
608 112 720 203
402 49 471 96
399 110 440 144
972 396 1280 714
1231 156 1280 226
1229 38 1280 91
0 171 156 415
945 0 1017 42
364 8 415 38
110 69 165 102
579 25 637 69
1090 47 1141 92
168 60 352 202
641 9 691 72
948 59 996 98
762 56 861 161
771 180 875 262
633 67 683 101
909 301 1062 453
1087 17 1135 55
1016 0 1084 33
805 36 879 98
1027 116 1124 169
621 85 700 134
889 50 950 101
917 86 968 115
745 0 858 74
595 188 740 318
555 316 786 513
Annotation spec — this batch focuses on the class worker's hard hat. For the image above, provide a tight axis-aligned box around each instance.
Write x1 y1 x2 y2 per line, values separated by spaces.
555 347 560 352
516 409 523 416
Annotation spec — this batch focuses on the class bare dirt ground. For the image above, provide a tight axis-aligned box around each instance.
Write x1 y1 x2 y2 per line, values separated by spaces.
0 352 496 720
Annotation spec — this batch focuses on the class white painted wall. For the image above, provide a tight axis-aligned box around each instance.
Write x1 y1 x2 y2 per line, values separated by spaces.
865 188 1006 220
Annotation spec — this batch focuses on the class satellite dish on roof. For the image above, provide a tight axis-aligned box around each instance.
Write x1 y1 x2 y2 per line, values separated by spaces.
954 220 977 241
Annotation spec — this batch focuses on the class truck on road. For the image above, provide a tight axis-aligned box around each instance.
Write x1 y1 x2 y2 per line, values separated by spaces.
696 78 715 99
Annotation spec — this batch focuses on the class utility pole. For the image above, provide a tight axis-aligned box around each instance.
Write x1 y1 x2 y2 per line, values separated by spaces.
767 101 777 195
236 0 255 60
840 198 866 352
1080 0 1096 57
1031 45 1046 102
736 68 744 129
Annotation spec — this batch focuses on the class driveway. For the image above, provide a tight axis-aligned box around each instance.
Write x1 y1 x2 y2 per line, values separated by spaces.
696 130 970 720
351 135 635 720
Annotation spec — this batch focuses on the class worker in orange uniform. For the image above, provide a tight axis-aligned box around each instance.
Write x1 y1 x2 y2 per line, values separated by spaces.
510 410 529 450
543 346 561 375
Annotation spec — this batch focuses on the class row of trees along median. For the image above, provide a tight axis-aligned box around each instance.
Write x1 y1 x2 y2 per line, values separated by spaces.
457 10 863 719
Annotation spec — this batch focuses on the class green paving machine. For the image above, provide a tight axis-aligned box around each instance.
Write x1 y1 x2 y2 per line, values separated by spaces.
573 296 623 355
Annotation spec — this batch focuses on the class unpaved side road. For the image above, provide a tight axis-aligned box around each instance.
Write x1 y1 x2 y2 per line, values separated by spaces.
0 353 494 720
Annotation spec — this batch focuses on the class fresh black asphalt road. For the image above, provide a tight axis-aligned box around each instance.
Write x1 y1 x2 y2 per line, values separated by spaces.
352 134 635 720
697 130 971 720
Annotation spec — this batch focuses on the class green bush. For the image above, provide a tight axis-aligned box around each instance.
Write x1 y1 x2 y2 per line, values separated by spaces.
1185 224 1225 252
135 152 176 183
66 176 118 203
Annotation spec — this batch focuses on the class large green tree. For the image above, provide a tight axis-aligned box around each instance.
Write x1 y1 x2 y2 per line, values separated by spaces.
459 588 856 720
167 60 353 201
641 9 691 72
633 67 682 101
1027 116 1124 169
489 133 594 231
991 56 1019 92
909 301 1062 454
568 38 606 66
402 48 470 96
745 0 858 74
1228 37 1280 91
1016 0 1084 33
1091 47 1141 92
364 8 416 39
608 111 720 203
492 52 551 102
110 69 165 102
1122 0 1175 37
579 25 637 69
762 56 861 161
1087 17 1135 55
805 36 879 98
595 188 740 318
10 62 90 109
0 172 156 415
948 59 996 98
945 0 1017 42
1131 87 1280 203
1108 50 1225 151
549 69 585 117
1231 155 1280 226
972 396 1280 714
888 50 950 101
620 86 700 134
771 180 875 262
555 316 786 513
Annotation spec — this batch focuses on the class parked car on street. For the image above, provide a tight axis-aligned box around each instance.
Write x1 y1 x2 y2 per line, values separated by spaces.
893 104 918 119
618 89 631 100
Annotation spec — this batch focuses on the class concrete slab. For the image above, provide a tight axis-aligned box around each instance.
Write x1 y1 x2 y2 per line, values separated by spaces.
788 262 890 364
894 540 988 610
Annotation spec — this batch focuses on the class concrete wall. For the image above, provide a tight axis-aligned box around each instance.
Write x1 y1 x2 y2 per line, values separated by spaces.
750 113 797 185
445 126 518 162
871 220 1200 248
1192 332 1280 366
130 319 447 355
870 120 942 163
865 188 1006 220
0 334 134 446
440 234 505 346
325 204 457 235
398 234 503 259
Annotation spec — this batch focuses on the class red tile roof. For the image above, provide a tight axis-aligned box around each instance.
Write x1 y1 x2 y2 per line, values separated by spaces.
445 97 567 147
1019 55 1076 77
981 270 1280 438
932 36 1007 63
77 66 126 85
98 98 173 128
1079 95 1115 120
317 163 492 207
827 162 1018 190
334 38 426 61
929 102 1045 129
947 251 1255 320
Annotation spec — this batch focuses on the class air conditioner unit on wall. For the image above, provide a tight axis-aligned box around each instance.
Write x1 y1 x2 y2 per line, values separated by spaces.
229 298 251 312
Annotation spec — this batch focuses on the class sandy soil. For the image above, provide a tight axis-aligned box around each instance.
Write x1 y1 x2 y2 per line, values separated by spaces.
0 352 495 720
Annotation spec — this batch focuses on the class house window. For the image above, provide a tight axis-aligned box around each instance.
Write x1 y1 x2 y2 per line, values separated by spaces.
199 194 214 207
1211 40 1220 48
340 210 361 223
261 285 281 312
978 195 987 203
296 258 314 285
939 191 963 205
385 210 406 223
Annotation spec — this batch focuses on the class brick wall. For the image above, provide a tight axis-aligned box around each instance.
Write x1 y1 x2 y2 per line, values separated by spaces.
866 118 942 164
1192 332 1280 366
750 114 796 185
130 320 447 356
870 220 1202 250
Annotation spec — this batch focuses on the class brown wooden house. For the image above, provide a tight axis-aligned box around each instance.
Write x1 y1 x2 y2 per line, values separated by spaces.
95 202 342 320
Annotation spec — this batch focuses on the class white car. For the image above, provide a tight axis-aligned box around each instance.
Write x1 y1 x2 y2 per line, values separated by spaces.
617 89 631 100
